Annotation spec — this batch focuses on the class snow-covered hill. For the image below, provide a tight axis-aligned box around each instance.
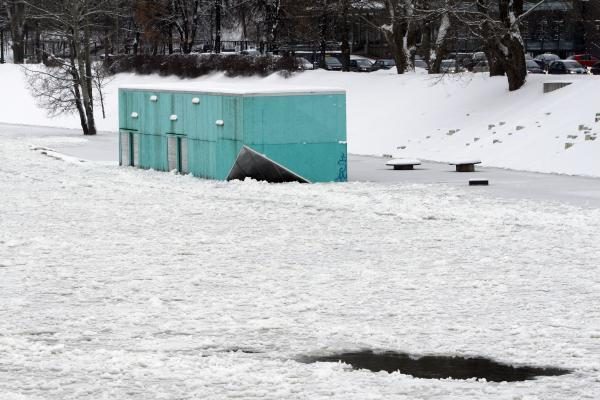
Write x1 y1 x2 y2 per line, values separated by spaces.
1 64 599 176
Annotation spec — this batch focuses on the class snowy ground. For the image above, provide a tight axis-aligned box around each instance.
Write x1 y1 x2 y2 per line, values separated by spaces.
1 64 600 176
1 132 600 399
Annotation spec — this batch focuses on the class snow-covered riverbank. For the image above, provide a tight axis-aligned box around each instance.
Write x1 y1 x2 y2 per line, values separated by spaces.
1 64 599 176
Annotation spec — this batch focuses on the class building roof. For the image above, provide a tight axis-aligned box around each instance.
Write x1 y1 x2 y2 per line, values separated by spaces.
120 82 346 97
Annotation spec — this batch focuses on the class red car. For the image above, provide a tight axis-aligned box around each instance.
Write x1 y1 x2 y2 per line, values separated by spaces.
567 54 599 68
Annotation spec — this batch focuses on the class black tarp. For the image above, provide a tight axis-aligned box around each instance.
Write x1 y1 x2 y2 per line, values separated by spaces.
227 146 310 183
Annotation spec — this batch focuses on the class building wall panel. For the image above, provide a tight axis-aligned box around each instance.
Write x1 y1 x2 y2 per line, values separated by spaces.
119 88 347 183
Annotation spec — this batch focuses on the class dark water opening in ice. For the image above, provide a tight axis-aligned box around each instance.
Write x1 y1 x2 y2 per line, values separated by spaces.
301 350 569 382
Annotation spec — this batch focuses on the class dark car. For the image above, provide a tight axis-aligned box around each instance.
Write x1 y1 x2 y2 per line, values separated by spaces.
349 58 374 72
373 59 396 70
323 56 342 71
567 54 599 68
591 61 600 75
526 60 544 74
547 60 588 75
440 59 464 73
296 57 314 70
534 53 560 69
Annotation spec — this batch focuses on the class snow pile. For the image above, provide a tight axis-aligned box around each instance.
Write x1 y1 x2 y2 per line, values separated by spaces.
1 63 599 176
1 137 599 399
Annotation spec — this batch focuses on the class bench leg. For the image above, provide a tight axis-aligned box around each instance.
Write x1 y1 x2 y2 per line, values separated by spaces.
456 164 475 172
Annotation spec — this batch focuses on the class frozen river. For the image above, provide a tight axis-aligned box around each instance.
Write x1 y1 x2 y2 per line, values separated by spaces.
4 123 600 208
1 124 600 399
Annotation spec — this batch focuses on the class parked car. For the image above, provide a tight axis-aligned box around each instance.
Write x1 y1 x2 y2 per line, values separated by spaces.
451 52 476 70
567 54 599 68
472 61 489 73
591 61 600 75
296 57 314 70
373 59 396 70
349 58 375 72
547 60 588 74
440 59 463 73
526 60 544 74
414 59 428 70
534 53 560 69
239 48 262 57
323 56 342 71
472 51 487 62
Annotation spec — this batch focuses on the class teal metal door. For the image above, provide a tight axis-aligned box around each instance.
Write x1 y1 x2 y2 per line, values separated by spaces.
119 130 140 167
167 134 189 174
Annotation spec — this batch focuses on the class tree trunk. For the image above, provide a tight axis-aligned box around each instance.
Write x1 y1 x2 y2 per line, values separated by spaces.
430 12 450 74
214 0 221 53
318 0 328 69
68 48 89 136
133 30 140 55
420 22 432 68
503 38 526 91
6 0 26 64
381 1 411 74
500 0 526 91
83 20 96 135
383 22 408 74
340 0 350 71
477 0 526 90
268 0 280 52
240 7 247 40
1 29 5 64
72 12 96 136
33 22 42 63
486 46 505 76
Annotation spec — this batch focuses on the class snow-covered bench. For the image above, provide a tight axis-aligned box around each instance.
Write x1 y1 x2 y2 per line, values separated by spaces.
385 158 421 170
450 159 481 172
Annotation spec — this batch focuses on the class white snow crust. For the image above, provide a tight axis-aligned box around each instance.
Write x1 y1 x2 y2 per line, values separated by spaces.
386 158 421 165
1 136 599 399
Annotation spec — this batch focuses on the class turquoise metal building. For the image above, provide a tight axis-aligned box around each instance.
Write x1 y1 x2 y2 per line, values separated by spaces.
118 84 347 183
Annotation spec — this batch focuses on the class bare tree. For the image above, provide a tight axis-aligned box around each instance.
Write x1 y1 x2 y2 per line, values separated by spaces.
460 0 541 90
372 0 414 74
419 0 545 90
133 0 169 55
24 0 119 135
257 0 280 53
170 0 203 53
92 61 112 119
